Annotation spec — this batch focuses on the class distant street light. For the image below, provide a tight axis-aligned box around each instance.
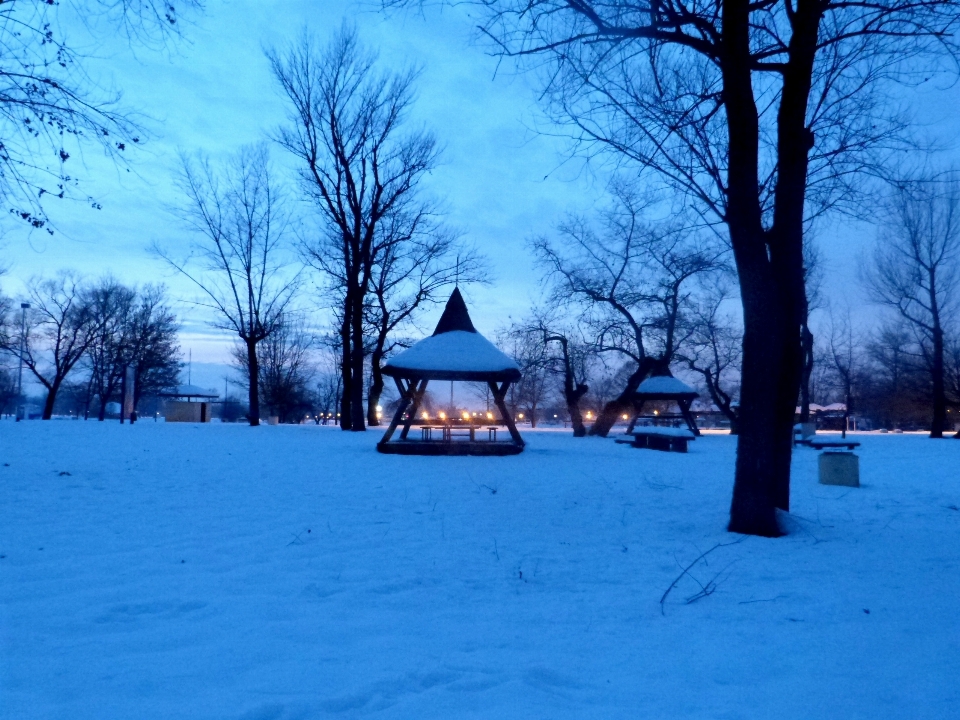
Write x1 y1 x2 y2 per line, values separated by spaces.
16 302 29 422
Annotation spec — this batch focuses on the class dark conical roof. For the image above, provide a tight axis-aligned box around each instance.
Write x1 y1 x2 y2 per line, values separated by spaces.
432 287 477 335
382 286 520 382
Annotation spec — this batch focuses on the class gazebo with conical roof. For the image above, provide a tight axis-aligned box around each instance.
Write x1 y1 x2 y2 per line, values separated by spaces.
377 288 525 456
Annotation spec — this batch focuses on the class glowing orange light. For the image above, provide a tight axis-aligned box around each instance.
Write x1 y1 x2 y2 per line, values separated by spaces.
486 412 494 420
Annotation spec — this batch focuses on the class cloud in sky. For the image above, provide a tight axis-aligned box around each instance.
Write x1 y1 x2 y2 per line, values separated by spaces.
4 0 960 365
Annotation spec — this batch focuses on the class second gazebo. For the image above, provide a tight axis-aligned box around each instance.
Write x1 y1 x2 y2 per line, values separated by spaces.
625 375 701 436
377 288 525 456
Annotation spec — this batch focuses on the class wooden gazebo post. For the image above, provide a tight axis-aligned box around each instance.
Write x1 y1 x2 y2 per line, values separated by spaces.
379 378 429 444
488 380 524 447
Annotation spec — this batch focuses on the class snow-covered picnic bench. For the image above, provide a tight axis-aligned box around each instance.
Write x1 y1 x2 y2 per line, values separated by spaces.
616 426 696 453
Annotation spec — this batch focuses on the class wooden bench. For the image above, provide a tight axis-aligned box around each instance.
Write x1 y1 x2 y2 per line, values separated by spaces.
618 427 696 453
419 425 499 442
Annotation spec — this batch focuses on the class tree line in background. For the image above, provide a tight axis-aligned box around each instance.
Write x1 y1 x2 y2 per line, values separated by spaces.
0 275 180 419
494 172 960 439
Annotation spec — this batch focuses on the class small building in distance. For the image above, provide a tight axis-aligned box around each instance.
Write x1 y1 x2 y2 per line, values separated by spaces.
159 385 219 423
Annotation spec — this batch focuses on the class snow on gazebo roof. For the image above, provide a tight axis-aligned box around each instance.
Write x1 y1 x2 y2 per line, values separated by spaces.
382 288 521 382
634 375 698 399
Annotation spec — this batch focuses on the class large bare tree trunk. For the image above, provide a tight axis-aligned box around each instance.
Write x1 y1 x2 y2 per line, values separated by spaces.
589 358 659 437
246 339 261 427
931 325 947 438
41 379 61 420
729 278 794 537
339 297 352 431
367 345 385 427
723 0 784 536
563 379 589 438
724 0 820 535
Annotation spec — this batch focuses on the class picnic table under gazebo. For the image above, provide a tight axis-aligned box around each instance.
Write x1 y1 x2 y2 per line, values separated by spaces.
376 288 525 456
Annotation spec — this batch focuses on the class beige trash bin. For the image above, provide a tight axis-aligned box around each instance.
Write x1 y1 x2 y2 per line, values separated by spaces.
819 451 859 487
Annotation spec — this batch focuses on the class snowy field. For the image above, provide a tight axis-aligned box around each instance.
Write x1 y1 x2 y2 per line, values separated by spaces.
2 422 958 719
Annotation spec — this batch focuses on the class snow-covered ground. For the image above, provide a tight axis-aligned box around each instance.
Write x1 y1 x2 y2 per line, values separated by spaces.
1 422 958 719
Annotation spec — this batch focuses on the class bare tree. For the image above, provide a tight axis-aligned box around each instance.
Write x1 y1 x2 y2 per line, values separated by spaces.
680 277 742 434
365 214 483 425
0 284 11 348
233 314 316 424
798 243 826 424
0 0 198 230
124 285 181 415
0 282 16 416
544 328 591 437
867 321 918 429
512 310 594 436
158 145 298 427
864 174 960 438
0 367 15 417
825 309 865 438
269 25 439 432
498 322 553 427
532 184 721 436
11 273 99 419
315 372 343 426
946 337 960 435
421 0 960 534
85 278 136 420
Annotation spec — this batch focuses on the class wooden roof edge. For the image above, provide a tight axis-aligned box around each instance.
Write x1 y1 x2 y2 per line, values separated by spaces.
631 391 699 400
381 367 522 382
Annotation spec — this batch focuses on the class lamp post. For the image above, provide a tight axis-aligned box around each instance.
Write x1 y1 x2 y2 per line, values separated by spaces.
16 302 29 421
